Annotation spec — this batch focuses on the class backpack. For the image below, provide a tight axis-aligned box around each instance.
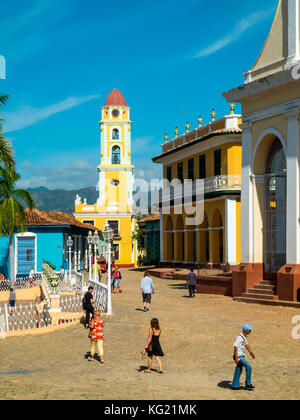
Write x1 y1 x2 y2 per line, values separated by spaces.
82 294 88 310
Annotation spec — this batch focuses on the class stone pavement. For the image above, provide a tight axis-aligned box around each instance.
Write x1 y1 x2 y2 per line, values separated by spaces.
0 267 299 400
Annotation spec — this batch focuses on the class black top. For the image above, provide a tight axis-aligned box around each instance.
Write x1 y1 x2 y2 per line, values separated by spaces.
147 329 164 357
85 292 93 306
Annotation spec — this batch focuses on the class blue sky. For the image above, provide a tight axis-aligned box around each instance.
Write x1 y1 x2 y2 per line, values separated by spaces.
0 0 278 190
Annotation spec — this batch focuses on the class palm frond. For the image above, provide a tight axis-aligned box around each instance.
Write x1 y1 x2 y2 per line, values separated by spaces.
13 189 35 210
0 95 9 107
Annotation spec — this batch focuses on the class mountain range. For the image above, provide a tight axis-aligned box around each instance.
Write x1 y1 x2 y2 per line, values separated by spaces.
28 187 98 214
27 187 156 215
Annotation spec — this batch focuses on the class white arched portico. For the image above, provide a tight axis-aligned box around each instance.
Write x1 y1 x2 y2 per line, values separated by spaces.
224 0 300 301
251 129 287 273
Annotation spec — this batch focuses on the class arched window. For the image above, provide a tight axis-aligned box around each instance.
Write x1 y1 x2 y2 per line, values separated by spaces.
112 146 121 165
266 138 286 174
112 129 119 140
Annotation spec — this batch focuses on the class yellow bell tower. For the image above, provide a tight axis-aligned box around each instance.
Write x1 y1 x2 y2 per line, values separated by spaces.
97 89 134 212
74 89 136 267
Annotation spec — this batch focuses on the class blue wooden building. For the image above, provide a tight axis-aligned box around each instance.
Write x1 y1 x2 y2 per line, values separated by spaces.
0 209 100 279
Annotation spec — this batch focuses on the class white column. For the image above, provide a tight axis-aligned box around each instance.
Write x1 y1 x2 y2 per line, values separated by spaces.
286 110 300 264
240 122 254 263
73 235 77 271
225 198 237 265
160 210 164 262
89 243 92 282
286 0 300 67
107 241 112 315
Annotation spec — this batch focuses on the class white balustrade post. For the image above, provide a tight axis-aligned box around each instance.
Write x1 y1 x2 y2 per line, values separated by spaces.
78 250 81 272
107 241 112 315
68 246 72 284
94 243 97 283
89 244 92 282
4 304 9 333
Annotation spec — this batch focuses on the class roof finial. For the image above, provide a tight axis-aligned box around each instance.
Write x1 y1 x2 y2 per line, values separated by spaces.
175 127 179 138
211 109 216 121
164 133 169 142
230 103 235 115
198 116 203 127
185 122 190 133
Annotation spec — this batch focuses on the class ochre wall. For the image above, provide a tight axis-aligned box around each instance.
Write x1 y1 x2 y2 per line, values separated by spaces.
0 286 41 302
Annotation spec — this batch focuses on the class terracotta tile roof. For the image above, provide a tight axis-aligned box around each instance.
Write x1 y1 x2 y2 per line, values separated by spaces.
153 127 242 162
138 214 160 224
25 209 100 232
212 128 242 134
105 89 128 107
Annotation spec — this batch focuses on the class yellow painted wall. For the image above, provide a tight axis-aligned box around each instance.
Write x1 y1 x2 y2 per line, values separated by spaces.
251 0 285 78
162 197 241 264
0 286 41 303
76 215 134 266
243 84 300 116
163 141 242 180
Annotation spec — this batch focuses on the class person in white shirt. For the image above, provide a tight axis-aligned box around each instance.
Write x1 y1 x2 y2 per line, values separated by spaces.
232 324 256 391
29 267 35 288
139 272 155 312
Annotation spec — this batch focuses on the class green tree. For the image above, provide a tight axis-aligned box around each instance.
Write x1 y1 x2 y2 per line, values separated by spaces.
0 168 34 283
0 95 16 174
132 224 145 253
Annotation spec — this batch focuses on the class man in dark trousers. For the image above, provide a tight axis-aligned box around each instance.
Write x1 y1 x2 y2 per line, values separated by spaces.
186 269 197 298
83 286 95 328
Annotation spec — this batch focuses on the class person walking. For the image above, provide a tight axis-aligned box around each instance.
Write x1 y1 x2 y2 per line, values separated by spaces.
140 272 155 312
186 269 197 298
112 266 122 293
88 310 104 364
8 288 16 315
232 324 256 391
29 267 35 288
144 318 164 374
83 286 95 329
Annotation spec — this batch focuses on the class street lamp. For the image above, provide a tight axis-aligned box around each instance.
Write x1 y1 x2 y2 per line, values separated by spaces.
92 231 99 283
102 222 113 316
87 231 93 282
67 236 73 284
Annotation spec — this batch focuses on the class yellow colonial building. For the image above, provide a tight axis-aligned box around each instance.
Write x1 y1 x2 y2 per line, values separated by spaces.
152 106 242 268
74 89 136 267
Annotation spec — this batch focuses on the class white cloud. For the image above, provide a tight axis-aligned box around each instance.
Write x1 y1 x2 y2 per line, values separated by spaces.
3 95 100 133
194 10 273 58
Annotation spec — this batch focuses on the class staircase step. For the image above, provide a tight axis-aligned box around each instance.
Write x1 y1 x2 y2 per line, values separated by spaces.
248 288 276 295
260 280 277 286
234 297 300 308
254 284 276 291
242 292 279 301
162 274 175 279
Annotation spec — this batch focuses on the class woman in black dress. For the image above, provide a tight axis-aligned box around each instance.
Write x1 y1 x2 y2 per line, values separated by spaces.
144 318 164 374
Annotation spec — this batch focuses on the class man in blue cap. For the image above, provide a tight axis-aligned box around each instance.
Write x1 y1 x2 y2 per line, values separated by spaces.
232 324 256 391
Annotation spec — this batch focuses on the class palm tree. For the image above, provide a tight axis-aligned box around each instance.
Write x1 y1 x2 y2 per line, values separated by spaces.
0 94 16 174
0 168 34 283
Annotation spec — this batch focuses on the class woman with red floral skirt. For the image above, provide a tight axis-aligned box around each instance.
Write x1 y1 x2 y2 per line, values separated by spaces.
88 310 104 364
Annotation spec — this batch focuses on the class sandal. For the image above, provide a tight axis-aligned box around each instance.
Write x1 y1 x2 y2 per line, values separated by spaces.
143 369 151 373
88 357 95 362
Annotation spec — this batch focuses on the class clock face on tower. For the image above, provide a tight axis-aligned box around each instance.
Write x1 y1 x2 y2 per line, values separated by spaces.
112 109 120 118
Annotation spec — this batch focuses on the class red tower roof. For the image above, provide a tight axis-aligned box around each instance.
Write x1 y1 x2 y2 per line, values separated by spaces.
105 89 128 107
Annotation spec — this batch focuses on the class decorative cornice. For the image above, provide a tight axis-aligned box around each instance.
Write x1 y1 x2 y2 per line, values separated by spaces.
223 69 297 103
